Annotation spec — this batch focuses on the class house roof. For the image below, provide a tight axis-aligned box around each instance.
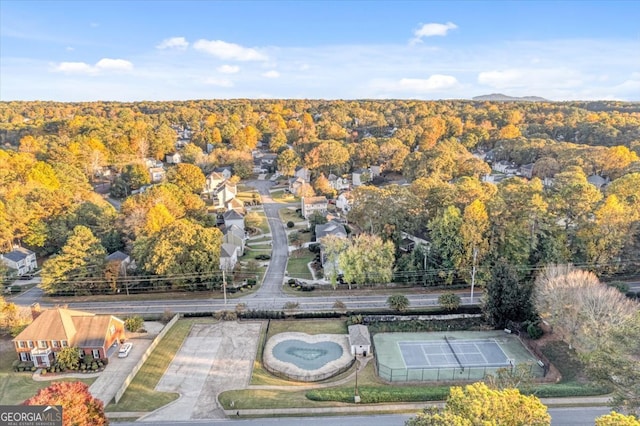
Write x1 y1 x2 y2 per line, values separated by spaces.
206 171 225 181
226 198 244 211
348 324 371 346
106 250 129 262
13 308 123 348
2 247 34 262
220 243 238 258
316 221 347 240
223 209 244 221
224 224 245 239
302 196 328 206
587 174 607 187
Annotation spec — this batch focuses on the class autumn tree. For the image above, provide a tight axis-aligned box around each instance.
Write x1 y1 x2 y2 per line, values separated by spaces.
166 163 205 194
338 234 395 288
595 412 640 426
276 149 300 177
406 382 550 426
319 234 349 288
23 381 108 426
133 219 223 290
41 225 107 295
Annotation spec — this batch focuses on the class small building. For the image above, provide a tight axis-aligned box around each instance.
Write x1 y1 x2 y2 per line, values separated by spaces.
149 167 165 183
13 308 126 367
348 324 371 357
165 152 181 164
301 196 328 219
106 251 131 275
223 224 246 256
1 247 37 276
219 243 239 271
222 209 245 231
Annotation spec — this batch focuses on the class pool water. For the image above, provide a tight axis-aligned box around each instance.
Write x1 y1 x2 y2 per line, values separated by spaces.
272 339 343 370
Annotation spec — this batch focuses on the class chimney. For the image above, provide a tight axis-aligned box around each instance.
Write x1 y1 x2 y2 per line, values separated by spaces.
30 303 41 320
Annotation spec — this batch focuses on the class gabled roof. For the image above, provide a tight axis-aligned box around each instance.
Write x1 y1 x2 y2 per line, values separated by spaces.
13 308 123 348
2 247 34 262
220 243 238 258
224 224 245 239
316 221 347 240
106 250 129 262
302 196 328 206
223 209 244 221
206 171 225 181
348 324 371 346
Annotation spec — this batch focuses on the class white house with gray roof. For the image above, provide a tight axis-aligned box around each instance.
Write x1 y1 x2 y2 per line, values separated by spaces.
1 247 37 276
348 324 371 356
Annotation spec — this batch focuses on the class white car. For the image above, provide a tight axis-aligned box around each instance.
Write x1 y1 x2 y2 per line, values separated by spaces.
118 342 133 358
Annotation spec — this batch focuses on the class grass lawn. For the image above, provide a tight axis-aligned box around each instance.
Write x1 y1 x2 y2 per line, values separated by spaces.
271 189 299 203
250 319 349 387
253 210 271 234
279 207 302 224
286 252 315 279
106 318 214 412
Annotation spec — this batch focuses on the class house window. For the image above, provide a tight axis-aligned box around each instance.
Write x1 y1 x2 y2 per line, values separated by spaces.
52 341 59 348
78 349 84 359
27 341 34 348
20 352 31 361
18 341 26 349
92 349 100 359
61 340 68 347
38 340 47 349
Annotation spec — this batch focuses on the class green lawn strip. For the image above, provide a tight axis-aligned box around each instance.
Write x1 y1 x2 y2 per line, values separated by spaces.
279 207 302 223
254 211 271 234
0 373 96 405
286 253 315 279
307 385 450 404
106 318 212 412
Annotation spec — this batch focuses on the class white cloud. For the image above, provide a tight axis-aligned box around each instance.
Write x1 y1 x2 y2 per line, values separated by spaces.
65 46 75 52
262 70 280 78
412 22 457 44
53 62 95 74
193 39 268 61
156 37 189 50
95 58 134 71
52 58 133 74
398 75 459 92
217 64 240 74
203 77 234 87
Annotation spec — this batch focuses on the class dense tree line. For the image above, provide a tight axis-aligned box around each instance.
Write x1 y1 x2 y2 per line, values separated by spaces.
0 99 638 293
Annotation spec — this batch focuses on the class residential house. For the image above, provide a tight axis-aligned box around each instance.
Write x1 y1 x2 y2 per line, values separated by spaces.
106 251 131 275
348 324 371 356
203 171 237 210
1 247 37 276
213 167 233 180
400 231 430 253
222 209 245 231
328 174 349 191
144 158 164 169
519 163 535 179
226 197 245 214
587 174 609 189
223 225 246 256
294 167 311 182
336 191 353 213
165 152 181 164
219 243 239 271
492 161 518 175
315 220 348 277
149 167 165 183
288 177 306 196
13 308 126 367
369 165 382 179
301 196 328 219
352 169 370 187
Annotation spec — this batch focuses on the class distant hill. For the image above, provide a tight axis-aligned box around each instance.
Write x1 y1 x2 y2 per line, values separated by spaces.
472 93 549 102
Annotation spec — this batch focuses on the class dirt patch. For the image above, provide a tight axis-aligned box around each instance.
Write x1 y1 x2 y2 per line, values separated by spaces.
141 321 263 422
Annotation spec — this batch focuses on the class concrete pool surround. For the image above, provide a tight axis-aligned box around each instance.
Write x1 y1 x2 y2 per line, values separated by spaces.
263 332 354 382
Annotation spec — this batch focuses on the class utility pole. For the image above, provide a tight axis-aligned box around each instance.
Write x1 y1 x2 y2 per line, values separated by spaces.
222 269 227 305
470 246 478 304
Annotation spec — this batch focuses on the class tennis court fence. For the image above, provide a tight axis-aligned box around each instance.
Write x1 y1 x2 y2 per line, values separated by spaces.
376 360 539 382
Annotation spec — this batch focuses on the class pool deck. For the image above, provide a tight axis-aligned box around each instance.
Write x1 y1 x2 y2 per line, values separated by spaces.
263 332 354 382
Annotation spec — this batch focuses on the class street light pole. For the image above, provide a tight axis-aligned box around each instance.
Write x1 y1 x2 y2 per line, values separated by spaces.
222 269 227 305
470 246 478 304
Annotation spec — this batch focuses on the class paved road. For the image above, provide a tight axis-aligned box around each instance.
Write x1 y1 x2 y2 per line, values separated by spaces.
112 406 613 425
244 179 287 298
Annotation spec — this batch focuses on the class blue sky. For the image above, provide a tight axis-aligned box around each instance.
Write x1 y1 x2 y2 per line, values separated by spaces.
1 1 639 101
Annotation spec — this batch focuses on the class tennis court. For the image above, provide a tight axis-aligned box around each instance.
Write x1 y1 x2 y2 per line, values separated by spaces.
374 331 544 382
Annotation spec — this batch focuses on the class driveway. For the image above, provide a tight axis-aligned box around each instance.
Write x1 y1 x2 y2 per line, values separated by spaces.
141 321 262 421
89 322 163 404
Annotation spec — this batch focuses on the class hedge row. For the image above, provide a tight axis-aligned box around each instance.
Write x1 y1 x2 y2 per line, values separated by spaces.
306 385 450 404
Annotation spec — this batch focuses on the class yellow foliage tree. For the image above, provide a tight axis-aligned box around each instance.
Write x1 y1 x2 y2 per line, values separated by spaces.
595 412 640 426
406 382 550 426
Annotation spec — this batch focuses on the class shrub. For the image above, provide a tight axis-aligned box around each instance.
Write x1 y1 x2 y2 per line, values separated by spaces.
526 322 544 340
161 309 175 324
438 292 461 311
387 294 410 312
283 301 299 311
608 281 630 293
124 315 144 332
